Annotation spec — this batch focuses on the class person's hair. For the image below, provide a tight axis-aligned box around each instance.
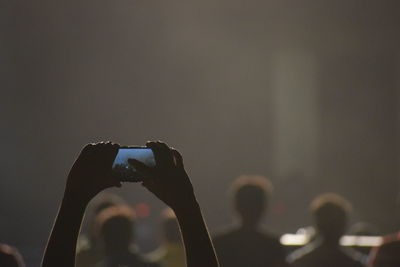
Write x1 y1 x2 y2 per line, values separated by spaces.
95 205 136 252
230 175 272 226
90 193 126 216
310 193 352 241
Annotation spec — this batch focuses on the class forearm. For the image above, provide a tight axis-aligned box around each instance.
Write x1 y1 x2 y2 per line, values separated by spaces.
174 199 219 267
41 195 88 267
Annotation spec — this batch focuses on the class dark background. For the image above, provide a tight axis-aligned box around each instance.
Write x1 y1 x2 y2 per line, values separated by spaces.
1 1 400 265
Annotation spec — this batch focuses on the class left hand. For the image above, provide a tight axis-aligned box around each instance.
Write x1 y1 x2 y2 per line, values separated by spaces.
65 141 121 203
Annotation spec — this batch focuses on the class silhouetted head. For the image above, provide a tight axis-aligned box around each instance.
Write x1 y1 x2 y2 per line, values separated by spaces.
310 193 352 244
230 175 272 228
96 205 136 254
161 208 181 244
86 193 125 244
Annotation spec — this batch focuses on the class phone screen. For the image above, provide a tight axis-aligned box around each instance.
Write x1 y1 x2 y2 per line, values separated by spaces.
112 148 155 182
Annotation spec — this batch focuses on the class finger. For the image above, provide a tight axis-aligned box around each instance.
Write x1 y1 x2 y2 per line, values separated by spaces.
104 142 119 152
128 159 152 175
99 142 119 167
146 142 163 168
141 181 152 193
92 142 105 153
171 149 184 168
79 143 96 159
141 179 158 195
104 142 120 172
113 178 122 188
155 141 172 155
81 143 95 153
141 178 155 188
147 141 174 169
96 141 107 148
110 142 120 156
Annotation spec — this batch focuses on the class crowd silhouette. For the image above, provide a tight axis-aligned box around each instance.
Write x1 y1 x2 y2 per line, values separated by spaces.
213 175 287 267
76 194 125 267
288 193 364 267
0 141 398 267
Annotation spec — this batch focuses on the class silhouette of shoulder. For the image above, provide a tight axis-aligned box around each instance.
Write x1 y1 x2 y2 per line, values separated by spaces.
370 233 400 267
213 227 285 267
289 241 363 267
0 244 24 267
214 227 282 247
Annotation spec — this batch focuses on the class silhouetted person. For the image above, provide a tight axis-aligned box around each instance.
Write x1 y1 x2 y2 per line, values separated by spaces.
94 205 158 267
213 175 287 267
0 244 25 267
76 193 124 267
41 141 219 267
288 193 363 267
147 208 185 267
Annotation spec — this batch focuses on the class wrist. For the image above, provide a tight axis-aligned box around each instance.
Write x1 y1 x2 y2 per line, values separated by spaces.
62 190 91 209
172 196 201 217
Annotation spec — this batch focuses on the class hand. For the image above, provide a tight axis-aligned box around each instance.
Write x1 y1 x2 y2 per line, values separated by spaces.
65 142 121 203
128 141 196 211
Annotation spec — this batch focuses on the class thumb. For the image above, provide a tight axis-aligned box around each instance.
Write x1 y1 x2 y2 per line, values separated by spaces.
128 159 152 176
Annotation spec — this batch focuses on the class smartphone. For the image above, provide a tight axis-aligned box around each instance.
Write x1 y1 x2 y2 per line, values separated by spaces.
112 147 156 182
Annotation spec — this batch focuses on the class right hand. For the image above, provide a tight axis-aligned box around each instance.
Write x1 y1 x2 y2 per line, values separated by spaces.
128 141 196 211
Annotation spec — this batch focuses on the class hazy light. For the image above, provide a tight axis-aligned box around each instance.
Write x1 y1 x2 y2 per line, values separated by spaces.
280 234 383 247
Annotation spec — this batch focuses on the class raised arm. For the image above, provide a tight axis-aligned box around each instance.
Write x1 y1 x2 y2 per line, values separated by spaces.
129 141 219 267
41 142 120 267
